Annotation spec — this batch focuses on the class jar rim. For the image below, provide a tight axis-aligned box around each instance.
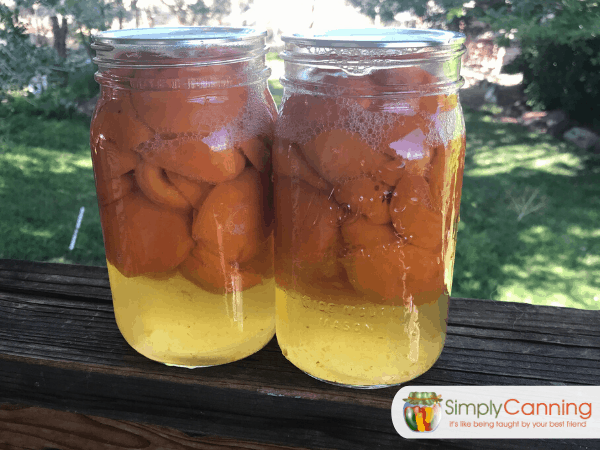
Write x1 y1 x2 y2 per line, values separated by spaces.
93 26 267 47
282 28 465 49
92 26 269 70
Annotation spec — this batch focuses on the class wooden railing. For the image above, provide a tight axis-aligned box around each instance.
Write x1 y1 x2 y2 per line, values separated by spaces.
0 259 598 449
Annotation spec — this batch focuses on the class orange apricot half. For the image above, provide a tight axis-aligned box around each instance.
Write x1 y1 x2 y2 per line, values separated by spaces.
180 246 262 294
301 129 389 184
274 177 341 279
137 137 246 184
90 125 139 181
134 159 192 211
130 87 247 135
237 135 271 172
342 215 399 250
334 177 393 225
100 190 194 277
273 138 332 192
94 170 135 207
390 175 442 250
192 168 264 264
91 95 154 172
342 241 443 305
165 170 213 209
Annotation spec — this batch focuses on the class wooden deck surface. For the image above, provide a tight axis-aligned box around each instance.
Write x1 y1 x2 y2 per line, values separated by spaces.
0 259 598 449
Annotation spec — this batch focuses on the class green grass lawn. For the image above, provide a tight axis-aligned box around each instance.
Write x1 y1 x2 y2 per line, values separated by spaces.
453 109 600 310
1 91 598 309
0 110 105 266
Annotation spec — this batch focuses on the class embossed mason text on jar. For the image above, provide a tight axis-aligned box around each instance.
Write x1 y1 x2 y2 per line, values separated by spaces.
274 28 466 387
91 27 276 368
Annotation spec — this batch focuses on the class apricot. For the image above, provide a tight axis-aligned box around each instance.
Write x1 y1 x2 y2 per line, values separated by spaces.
94 170 135 207
193 168 264 264
130 87 247 135
274 177 341 279
99 190 194 277
238 135 271 172
165 170 213 209
370 66 437 90
90 119 141 181
342 216 398 250
390 175 442 251
342 241 443 305
135 159 192 211
300 129 389 184
342 240 405 302
281 93 341 125
91 95 154 177
375 158 406 187
334 177 393 225
137 137 246 184
273 138 332 192
180 245 262 294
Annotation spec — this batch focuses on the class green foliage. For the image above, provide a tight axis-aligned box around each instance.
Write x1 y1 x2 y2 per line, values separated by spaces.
513 36 600 127
0 4 57 91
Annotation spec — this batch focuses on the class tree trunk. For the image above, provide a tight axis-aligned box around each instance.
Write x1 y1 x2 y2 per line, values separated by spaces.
131 0 140 28
50 15 68 60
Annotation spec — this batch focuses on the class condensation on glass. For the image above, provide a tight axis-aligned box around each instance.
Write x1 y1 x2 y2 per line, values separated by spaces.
90 27 277 367
274 28 466 387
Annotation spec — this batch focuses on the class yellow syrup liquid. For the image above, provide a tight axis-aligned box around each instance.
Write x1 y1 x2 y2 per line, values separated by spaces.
276 287 448 387
108 261 275 367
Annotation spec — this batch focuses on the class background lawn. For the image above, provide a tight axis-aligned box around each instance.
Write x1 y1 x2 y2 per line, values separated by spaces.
1 87 597 310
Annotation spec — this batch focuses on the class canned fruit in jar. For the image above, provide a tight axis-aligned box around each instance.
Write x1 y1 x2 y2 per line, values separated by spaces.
165 170 213 209
91 95 154 174
100 190 195 277
180 244 263 294
301 129 390 184
341 215 398 250
135 136 247 184
273 138 332 192
390 174 443 251
275 177 341 272
192 167 264 264
95 170 136 207
334 177 393 225
135 160 193 211
129 65 249 135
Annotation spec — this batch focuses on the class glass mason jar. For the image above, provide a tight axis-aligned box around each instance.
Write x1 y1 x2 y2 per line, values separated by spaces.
274 29 466 387
90 27 276 367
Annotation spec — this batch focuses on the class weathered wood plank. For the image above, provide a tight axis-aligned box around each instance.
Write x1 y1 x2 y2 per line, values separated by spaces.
0 404 317 450
0 260 598 449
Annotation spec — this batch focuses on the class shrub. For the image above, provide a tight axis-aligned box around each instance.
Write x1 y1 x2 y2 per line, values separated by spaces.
512 36 600 130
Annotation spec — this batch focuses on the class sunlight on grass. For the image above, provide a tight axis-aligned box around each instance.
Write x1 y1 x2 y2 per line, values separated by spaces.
0 115 105 266
453 108 600 310
1 146 91 176
19 227 54 239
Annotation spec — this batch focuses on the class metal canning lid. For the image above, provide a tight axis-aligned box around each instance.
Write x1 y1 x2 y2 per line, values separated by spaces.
282 28 465 49
281 28 466 68
92 26 269 68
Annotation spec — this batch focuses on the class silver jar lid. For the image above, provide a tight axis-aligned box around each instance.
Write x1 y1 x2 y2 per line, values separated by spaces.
282 28 465 49
92 26 269 68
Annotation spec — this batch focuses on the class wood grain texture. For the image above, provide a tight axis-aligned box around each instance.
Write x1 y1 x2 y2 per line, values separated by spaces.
0 259 599 449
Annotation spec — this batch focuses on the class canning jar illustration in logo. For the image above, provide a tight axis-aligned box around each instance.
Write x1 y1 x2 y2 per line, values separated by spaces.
403 392 443 432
